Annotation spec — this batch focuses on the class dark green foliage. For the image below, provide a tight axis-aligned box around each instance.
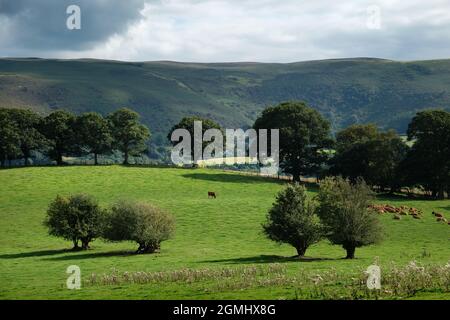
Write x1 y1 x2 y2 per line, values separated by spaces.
44 194 105 250
168 116 223 162
316 177 382 259
7 109 47 165
403 110 450 199
331 124 409 191
103 200 175 254
108 108 151 164
0 109 21 167
76 112 112 165
263 183 323 257
41 110 78 165
253 101 333 181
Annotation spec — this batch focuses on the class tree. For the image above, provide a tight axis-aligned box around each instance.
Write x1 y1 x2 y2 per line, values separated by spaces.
44 194 105 250
330 124 409 191
108 108 150 164
403 110 450 199
253 102 333 182
8 109 47 165
0 109 21 167
103 200 175 254
263 183 323 257
167 116 222 163
76 112 112 165
316 177 382 259
41 110 78 165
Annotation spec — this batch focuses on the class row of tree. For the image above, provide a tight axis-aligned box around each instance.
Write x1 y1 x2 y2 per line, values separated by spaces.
2 102 449 198
254 102 450 199
170 103 450 199
45 195 175 253
0 108 150 166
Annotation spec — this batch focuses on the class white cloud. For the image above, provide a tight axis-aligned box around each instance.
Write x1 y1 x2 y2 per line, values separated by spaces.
6 0 450 62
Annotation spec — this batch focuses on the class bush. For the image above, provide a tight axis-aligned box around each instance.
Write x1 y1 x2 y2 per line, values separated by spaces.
44 194 105 250
263 183 323 257
103 200 175 254
316 177 382 259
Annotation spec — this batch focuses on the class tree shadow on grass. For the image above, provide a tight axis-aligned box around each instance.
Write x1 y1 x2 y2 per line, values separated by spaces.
42 250 137 261
0 249 138 261
182 173 284 184
200 255 335 265
0 249 71 259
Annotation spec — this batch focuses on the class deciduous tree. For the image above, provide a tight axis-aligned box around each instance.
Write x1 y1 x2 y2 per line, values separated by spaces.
253 102 333 182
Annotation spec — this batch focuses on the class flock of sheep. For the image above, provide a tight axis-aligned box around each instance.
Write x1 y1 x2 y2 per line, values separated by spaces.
368 204 449 225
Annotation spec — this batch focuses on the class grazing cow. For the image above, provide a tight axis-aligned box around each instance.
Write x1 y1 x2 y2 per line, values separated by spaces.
208 191 217 199
412 214 421 219
436 217 446 222
434 212 444 218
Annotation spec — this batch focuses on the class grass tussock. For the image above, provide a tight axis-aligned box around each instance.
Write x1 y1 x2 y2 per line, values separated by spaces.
87 261 450 299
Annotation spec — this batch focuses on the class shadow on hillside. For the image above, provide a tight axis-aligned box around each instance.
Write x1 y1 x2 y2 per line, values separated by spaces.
42 250 136 261
182 173 284 184
200 255 334 265
0 249 71 259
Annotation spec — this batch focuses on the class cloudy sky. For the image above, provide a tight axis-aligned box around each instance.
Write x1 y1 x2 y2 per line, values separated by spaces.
1 0 449 62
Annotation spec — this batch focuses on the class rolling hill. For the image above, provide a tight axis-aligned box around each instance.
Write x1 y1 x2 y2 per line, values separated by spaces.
1 57 450 157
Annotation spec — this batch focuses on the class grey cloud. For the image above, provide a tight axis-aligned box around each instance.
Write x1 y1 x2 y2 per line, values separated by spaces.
1 0 449 62
0 0 146 55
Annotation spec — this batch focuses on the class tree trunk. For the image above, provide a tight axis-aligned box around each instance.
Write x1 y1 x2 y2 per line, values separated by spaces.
0 158 5 168
24 156 29 166
437 187 445 200
81 239 90 250
94 153 98 165
56 153 63 166
72 239 79 250
136 242 160 254
292 172 301 182
295 244 307 257
344 246 356 259
123 150 129 165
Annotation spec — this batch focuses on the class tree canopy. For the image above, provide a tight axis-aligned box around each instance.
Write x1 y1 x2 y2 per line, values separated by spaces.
108 108 151 164
403 110 450 199
253 101 333 182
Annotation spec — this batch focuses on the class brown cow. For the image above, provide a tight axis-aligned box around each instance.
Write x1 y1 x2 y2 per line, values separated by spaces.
433 212 444 218
208 191 217 199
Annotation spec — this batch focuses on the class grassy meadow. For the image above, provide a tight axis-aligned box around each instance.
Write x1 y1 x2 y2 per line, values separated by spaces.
0 166 449 299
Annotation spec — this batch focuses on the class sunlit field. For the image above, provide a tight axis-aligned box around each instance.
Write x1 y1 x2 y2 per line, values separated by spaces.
0 166 449 299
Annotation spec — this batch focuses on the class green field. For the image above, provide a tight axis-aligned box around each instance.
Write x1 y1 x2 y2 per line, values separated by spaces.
0 166 449 299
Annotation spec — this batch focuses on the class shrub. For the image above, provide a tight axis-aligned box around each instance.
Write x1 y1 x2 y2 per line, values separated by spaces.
316 177 382 259
263 183 323 257
44 194 105 250
103 200 175 254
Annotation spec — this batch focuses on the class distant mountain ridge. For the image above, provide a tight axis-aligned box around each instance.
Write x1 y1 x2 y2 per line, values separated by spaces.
1 57 450 155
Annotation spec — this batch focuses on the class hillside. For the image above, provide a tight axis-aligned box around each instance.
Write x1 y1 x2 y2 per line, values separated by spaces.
1 57 450 153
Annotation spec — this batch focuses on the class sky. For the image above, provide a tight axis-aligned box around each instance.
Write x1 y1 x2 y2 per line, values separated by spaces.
0 0 449 62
